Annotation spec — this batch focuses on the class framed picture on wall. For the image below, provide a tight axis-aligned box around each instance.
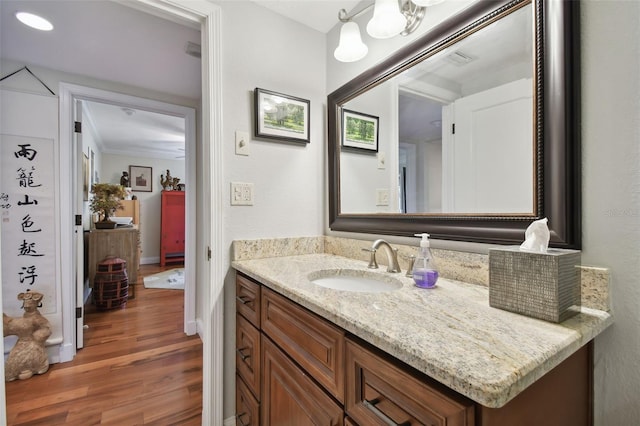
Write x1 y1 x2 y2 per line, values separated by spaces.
342 109 379 152
254 88 310 144
129 165 152 192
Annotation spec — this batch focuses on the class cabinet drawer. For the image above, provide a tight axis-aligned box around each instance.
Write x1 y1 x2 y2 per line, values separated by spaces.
261 287 345 403
262 336 343 426
236 314 261 400
236 375 259 426
236 273 261 327
345 338 474 426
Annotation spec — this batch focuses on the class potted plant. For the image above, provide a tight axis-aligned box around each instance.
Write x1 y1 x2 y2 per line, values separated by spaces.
90 183 126 229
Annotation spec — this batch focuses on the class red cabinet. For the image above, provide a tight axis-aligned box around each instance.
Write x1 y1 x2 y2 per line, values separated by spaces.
160 190 185 266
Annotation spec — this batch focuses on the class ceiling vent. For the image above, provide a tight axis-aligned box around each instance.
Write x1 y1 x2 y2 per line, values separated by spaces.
445 50 474 66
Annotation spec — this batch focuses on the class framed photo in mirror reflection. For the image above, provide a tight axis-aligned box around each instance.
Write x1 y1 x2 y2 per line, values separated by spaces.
342 109 379 152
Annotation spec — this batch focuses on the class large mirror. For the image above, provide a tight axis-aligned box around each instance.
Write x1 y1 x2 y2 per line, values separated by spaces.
328 0 580 248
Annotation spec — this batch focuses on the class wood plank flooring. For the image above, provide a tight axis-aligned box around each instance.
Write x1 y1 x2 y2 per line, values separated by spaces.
5 264 203 425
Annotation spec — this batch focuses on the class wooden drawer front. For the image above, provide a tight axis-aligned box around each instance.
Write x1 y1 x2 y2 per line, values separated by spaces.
262 336 343 426
345 338 475 426
261 287 345 403
236 274 261 327
236 314 261 399
236 375 260 426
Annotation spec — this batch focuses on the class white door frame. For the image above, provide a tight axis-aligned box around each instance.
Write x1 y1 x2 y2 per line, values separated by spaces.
60 83 198 332
57 1 223 424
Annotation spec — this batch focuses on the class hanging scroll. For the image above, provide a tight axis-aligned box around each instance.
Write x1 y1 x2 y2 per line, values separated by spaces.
1 134 57 317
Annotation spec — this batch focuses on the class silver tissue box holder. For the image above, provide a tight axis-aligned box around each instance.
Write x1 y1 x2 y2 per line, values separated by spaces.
489 246 581 323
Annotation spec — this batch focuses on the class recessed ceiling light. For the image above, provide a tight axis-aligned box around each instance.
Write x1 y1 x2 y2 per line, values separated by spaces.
15 12 54 31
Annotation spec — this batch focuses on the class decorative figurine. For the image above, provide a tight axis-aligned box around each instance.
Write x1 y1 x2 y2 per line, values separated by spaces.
120 171 130 187
160 169 181 191
3 291 52 381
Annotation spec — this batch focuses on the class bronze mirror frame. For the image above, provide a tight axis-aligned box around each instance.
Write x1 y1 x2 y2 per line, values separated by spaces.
328 0 580 248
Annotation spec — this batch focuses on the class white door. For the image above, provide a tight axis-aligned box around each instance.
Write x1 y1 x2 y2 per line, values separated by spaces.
442 78 533 213
74 99 86 349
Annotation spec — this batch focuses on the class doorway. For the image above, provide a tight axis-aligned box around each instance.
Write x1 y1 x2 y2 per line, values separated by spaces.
61 83 197 342
1 1 222 423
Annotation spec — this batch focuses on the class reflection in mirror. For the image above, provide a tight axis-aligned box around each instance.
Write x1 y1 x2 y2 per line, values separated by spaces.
340 3 534 215
328 0 581 247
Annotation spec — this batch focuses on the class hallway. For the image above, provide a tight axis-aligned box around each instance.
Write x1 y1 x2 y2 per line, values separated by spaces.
5 264 203 425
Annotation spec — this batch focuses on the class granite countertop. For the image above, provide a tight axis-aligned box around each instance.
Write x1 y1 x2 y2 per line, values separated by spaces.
232 253 613 409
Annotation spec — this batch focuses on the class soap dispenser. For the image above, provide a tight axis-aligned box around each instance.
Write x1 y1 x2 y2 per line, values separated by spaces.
412 233 439 289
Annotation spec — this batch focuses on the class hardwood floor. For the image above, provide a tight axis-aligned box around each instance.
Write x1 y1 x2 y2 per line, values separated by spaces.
5 264 203 425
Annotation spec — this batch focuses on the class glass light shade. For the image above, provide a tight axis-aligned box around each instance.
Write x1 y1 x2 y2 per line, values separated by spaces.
334 22 368 62
15 12 53 31
411 0 445 6
366 0 407 39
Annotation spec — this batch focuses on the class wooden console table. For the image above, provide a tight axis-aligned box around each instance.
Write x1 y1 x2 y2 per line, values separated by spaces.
87 226 140 298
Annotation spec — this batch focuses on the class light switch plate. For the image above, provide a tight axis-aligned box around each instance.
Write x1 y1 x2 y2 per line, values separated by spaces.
376 188 389 206
377 152 386 169
231 182 254 205
235 131 249 156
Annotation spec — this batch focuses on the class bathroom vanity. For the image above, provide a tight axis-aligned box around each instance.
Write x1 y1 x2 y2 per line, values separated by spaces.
233 253 612 426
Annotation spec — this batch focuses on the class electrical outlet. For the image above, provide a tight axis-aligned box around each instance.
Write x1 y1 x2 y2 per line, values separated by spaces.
377 152 386 169
376 188 389 206
235 131 249 156
230 182 254 205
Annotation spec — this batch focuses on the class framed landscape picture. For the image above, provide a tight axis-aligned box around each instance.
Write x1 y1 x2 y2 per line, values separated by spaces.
254 88 310 144
129 165 152 192
342 109 379 152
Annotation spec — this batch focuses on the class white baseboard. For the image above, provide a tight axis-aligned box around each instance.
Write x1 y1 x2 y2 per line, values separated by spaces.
223 416 236 426
185 319 197 336
196 318 204 340
140 256 160 265
57 342 75 363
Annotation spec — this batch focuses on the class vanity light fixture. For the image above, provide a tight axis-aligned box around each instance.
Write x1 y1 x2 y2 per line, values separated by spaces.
335 0 443 63
15 12 53 31
334 21 368 62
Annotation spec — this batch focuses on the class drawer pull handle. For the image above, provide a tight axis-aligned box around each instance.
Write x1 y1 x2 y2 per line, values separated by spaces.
364 398 408 426
236 295 253 305
236 347 251 361
237 411 249 426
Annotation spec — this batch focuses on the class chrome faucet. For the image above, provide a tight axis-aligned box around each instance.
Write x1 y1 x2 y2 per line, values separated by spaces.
370 239 401 273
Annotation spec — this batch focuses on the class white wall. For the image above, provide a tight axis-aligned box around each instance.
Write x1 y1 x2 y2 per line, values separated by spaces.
341 79 396 213
101 153 185 263
327 1 640 424
216 1 327 418
581 2 640 424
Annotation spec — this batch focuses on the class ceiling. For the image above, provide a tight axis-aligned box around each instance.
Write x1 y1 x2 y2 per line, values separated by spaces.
253 0 360 33
1 0 352 159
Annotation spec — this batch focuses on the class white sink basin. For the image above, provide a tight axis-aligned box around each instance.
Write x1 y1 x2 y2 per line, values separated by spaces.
308 269 403 293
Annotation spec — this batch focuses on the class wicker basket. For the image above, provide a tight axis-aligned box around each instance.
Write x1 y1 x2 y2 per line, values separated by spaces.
489 246 581 323
93 256 128 311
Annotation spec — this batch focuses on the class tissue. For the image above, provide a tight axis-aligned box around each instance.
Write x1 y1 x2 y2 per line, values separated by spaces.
519 217 550 253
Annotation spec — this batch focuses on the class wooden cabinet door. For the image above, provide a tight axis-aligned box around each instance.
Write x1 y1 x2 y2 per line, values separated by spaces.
261 287 345 402
236 314 261 400
345 338 474 426
262 336 343 426
236 374 260 426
